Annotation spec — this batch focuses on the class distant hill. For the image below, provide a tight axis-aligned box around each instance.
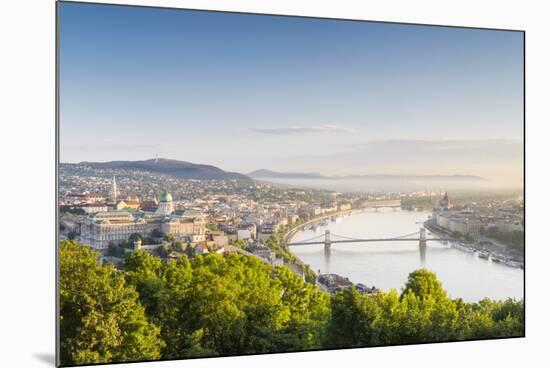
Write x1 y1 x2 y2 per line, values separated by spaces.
342 174 488 182
70 159 250 180
248 169 487 182
248 169 325 179
247 170 489 191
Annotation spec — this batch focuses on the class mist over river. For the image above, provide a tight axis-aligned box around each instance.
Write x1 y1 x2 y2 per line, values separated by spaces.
291 208 523 302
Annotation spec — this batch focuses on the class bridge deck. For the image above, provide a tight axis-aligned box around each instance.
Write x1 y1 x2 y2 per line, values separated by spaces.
289 238 449 246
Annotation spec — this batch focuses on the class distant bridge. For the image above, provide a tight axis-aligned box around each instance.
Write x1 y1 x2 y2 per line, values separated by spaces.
362 199 401 209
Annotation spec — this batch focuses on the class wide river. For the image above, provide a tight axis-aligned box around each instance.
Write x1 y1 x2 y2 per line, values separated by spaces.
291 208 523 302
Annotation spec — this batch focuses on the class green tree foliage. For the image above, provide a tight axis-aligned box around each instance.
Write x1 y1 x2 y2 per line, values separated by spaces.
59 205 86 215
59 241 163 366
121 251 330 359
106 242 126 258
172 241 185 252
273 266 330 350
327 287 380 348
123 251 194 358
396 270 460 343
157 244 171 258
120 233 160 248
151 229 164 239
459 298 524 339
60 243 524 365
129 233 142 242
485 226 524 254
326 269 523 347
402 269 448 301
230 238 247 249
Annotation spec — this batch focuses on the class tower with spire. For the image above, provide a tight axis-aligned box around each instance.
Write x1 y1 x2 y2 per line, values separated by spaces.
438 191 452 210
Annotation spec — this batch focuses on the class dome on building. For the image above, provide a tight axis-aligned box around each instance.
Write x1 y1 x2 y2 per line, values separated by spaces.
160 192 173 203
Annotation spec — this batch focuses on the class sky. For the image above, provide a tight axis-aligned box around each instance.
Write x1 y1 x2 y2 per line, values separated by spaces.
59 2 524 186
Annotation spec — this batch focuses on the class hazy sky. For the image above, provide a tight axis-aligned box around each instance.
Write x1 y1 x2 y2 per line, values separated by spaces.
59 2 524 185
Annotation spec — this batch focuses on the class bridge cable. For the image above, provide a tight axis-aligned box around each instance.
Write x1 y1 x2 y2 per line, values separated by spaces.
291 233 325 244
329 230 420 242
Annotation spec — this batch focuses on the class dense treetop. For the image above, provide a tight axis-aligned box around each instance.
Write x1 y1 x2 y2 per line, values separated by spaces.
59 241 524 366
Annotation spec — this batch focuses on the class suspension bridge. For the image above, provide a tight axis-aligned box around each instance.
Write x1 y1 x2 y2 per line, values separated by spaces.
288 228 452 254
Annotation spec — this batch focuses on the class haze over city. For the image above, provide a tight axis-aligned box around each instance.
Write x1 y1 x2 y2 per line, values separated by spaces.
59 4 523 188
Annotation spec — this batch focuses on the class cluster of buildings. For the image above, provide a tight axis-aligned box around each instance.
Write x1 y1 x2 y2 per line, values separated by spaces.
80 193 207 249
432 192 524 237
244 243 284 267
60 173 363 258
316 273 379 295
64 177 206 249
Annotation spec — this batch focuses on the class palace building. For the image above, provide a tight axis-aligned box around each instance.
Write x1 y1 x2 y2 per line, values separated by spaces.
156 192 174 215
80 191 206 249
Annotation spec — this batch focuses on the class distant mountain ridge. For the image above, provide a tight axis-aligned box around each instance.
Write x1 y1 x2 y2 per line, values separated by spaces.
248 169 324 179
60 159 487 183
248 169 487 181
66 158 250 180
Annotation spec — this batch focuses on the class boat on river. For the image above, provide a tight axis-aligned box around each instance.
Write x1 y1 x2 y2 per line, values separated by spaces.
478 251 490 260
505 260 524 269
491 255 505 264
452 242 476 253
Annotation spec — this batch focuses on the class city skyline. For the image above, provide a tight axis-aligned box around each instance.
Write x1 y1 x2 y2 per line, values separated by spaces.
56 4 525 365
59 2 523 186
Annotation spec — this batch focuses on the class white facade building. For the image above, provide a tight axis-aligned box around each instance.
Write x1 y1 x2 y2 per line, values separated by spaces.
80 192 206 250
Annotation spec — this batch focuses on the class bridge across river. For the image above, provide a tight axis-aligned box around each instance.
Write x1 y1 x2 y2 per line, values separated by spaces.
288 228 452 263
288 229 451 247
362 199 401 209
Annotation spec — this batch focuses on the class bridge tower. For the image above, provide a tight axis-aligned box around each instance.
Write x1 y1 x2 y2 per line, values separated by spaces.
419 227 427 264
324 229 331 252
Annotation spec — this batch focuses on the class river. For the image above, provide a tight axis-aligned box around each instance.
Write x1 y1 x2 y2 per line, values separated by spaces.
290 208 524 302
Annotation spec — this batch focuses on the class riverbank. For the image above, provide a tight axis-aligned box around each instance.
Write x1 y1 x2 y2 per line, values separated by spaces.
281 208 365 246
278 208 366 287
424 219 524 269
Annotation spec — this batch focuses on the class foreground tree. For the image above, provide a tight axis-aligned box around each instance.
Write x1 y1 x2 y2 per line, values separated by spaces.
392 270 460 343
123 251 196 359
60 241 523 364
326 269 523 348
327 287 381 347
274 265 330 350
60 241 164 365
122 251 330 358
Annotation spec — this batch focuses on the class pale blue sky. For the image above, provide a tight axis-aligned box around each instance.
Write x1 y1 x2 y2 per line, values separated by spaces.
59 2 523 184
